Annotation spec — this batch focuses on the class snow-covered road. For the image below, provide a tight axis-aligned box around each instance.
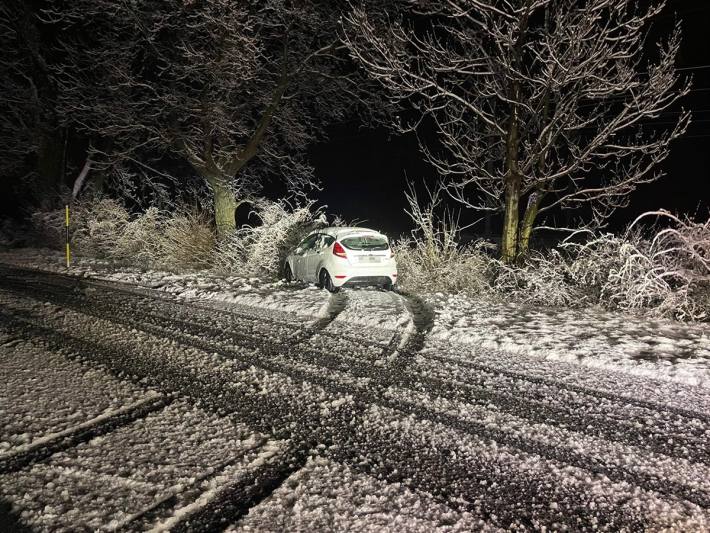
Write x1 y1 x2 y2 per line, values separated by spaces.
1 264 709 531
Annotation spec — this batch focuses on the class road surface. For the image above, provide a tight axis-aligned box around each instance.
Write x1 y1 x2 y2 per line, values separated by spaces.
1 265 709 531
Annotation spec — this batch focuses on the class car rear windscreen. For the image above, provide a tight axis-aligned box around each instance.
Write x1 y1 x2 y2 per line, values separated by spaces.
340 235 389 251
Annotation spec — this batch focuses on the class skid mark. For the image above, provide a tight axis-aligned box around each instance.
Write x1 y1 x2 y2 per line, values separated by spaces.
398 291 436 354
293 291 349 344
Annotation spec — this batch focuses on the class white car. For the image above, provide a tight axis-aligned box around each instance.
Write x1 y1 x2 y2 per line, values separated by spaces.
284 227 397 292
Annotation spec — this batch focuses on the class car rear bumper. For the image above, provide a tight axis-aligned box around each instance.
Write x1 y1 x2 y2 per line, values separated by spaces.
340 275 394 288
328 259 397 288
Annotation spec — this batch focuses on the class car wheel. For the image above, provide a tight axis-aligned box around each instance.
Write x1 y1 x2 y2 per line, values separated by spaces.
319 269 338 293
284 263 294 282
383 280 394 291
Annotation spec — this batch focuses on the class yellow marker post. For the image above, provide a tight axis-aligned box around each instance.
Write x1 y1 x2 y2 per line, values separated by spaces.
65 205 71 268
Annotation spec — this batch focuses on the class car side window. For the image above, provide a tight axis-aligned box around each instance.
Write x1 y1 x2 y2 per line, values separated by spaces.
314 234 334 250
298 234 319 252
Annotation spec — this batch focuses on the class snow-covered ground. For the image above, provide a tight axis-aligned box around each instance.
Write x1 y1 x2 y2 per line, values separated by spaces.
231 457 492 532
1 250 709 531
0 335 151 453
0 248 329 320
2 247 709 388
428 294 710 387
1 395 283 531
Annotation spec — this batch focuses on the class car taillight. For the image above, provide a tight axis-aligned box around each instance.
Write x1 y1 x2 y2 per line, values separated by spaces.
333 241 347 258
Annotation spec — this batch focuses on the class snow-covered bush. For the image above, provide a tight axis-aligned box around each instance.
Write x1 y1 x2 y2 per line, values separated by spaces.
394 184 708 321
162 210 216 270
31 197 216 270
394 186 494 294
213 199 326 278
29 196 124 255
490 250 582 307
104 206 166 263
565 211 710 321
394 238 493 294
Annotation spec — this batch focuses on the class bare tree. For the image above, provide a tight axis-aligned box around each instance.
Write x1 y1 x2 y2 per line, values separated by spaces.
47 0 376 234
343 0 690 262
0 0 64 203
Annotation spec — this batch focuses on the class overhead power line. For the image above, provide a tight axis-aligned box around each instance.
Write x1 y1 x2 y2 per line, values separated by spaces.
675 64 710 72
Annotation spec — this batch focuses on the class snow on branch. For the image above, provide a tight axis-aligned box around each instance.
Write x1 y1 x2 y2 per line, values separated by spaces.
343 0 691 257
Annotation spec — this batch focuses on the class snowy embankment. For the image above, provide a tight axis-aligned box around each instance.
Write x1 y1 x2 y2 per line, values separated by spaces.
427 294 710 388
0 248 330 319
1 247 709 388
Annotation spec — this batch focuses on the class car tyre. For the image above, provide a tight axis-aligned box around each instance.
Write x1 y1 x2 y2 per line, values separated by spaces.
383 280 395 291
319 269 338 293
284 263 294 282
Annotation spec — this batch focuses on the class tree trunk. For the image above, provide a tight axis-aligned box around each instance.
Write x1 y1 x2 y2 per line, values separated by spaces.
500 174 521 263
72 157 92 200
518 191 542 258
210 178 237 236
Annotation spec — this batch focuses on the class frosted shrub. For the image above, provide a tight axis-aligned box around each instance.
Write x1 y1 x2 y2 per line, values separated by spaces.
566 232 654 306
490 250 581 307
108 207 167 263
566 211 710 320
30 197 131 257
31 197 216 270
394 239 493 294
214 199 325 278
80 203 216 269
162 210 216 270
394 186 493 294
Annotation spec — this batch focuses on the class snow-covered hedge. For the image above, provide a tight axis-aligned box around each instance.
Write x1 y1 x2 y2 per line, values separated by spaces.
29 194 708 321
213 199 327 278
565 212 710 321
31 197 215 270
395 184 709 321
394 238 493 295
489 250 582 308
30 196 331 277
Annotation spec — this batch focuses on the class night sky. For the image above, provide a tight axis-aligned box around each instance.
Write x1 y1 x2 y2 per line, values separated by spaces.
3 1 708 239
311 0 710 238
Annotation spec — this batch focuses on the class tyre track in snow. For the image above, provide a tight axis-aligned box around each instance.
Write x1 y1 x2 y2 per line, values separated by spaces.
2 269 710 527
2 293 710 529
0 393 169 475
375 291 410 357
4 274 706 441
6 264 701 422
2 279 708 484
0 265 374 349
113 437 291 533
335 405 709 532
166 448 307 533
396 289 436 354
0 305 310 531
26 276 708 459
2 292 710 517
0 306 344 531
2 304 708 527
291 291 349 345
1 272 709 467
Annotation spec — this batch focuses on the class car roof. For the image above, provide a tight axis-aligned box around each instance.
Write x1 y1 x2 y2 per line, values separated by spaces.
312 227 384 238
